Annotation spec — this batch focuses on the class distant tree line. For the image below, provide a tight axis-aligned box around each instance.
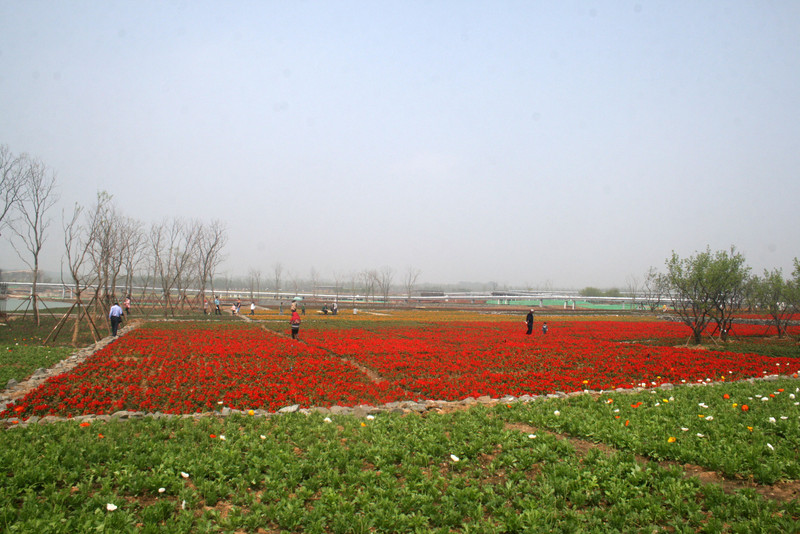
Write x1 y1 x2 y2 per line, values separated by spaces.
642 246 800 344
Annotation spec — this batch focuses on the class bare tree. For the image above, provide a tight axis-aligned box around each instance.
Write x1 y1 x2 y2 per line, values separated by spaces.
0 145 26 234
309 267 320 298
375 265 394 305
118 216 146 304
87 191 120 310
332 270 344 303
174 220 201 310
642 267 669 312
196 219 227 311
404 266 421 302
9 156 59 325
47 203 102 345
248 267 262 301
625 274 641 309
149 219 198 316
361 269 376 303
272 262 283 298
348 271 360 304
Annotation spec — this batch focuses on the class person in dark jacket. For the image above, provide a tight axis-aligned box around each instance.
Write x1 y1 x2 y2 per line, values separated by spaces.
525 309 534 335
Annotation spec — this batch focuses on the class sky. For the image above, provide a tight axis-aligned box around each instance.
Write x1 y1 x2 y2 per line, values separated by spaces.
1 1 799 289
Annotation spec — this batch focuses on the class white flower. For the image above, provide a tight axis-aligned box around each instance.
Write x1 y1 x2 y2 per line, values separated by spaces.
768 417 776 423
323 417 332 423
654 403 661 407
613 408 620 413
217 401 223 405
219 435 226 441
553 410 560 416
181 500 186 510
790 394 796 400
181 472 190 479
106 503 118 511
761 397 770 402
705 416 714 421
681 427 689 432
780 416 788 420
669 397 675 402
260 435 266 440
698 403 708 408
696 433 704 437
450 454 460 462
158 488 165 493
767 443 774 451
755 394 763 398
528 434 537 439
366 415 375 420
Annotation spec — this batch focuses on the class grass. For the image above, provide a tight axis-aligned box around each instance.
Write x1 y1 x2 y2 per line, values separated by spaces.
0 344 74 386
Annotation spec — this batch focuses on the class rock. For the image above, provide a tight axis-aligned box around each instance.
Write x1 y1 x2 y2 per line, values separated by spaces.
278 404 300 414
5 378 18 389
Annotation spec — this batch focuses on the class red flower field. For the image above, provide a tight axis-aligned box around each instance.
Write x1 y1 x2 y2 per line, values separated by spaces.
4 320 799 419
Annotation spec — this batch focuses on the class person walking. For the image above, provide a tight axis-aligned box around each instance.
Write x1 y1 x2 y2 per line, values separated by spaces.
542 322 548 334
214 296 221 315
123 296 131 316
250 301 256 315
525 309 535 335
109 302 124 337
290 309 301 339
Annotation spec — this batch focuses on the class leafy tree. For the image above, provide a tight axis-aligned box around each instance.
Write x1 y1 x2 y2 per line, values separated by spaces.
749 266 797 338
665 246 749 344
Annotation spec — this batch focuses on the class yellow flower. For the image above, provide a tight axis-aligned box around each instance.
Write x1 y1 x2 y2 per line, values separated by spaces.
667 437 676 443
732 403 738 408
747 426 753 432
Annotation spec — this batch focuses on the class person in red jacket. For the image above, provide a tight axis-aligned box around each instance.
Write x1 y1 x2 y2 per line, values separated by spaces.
290 310 301 339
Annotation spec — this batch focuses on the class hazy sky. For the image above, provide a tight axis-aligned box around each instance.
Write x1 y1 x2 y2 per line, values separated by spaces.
2 1 799 289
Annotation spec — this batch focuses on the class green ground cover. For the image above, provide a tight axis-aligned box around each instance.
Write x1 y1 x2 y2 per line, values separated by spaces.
0 345 73 386
1 388 799 533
